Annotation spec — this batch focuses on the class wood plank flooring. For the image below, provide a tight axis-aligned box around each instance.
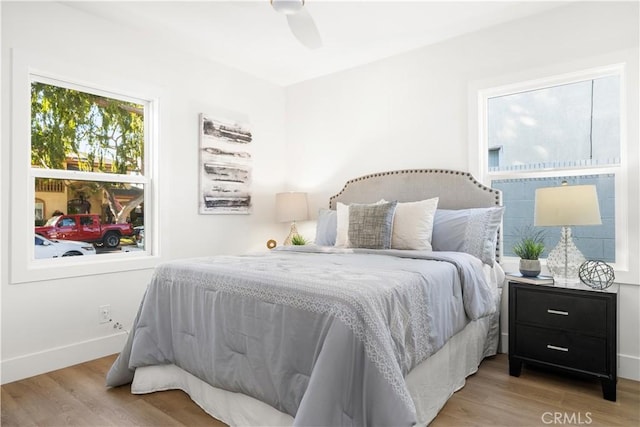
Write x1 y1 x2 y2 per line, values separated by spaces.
432 355 639 427
2 353 638 426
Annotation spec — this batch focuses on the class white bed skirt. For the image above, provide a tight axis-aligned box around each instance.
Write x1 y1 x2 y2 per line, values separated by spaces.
131 303 499 427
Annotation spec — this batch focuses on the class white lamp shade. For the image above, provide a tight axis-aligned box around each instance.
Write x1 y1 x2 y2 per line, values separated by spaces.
534 184 602 227
276 192 308 223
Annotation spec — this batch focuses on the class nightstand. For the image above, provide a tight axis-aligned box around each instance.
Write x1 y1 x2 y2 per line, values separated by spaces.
508 280 618 401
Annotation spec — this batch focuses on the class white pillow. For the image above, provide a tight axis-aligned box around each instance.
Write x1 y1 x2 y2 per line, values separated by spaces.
335 202 350 247
390 198 439 250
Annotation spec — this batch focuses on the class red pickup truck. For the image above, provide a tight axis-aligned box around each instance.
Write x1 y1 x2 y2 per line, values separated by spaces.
35 214 134 248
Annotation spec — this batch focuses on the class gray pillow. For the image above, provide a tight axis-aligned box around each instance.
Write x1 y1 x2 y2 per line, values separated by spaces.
432 207 504 266
348 201 398 249
315 208 337 246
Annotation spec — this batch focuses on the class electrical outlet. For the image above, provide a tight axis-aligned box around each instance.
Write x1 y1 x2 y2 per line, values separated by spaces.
99 304 111 324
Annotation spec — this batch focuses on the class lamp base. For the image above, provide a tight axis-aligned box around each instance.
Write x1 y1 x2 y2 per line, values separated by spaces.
547 226 585 284
283 222 299 246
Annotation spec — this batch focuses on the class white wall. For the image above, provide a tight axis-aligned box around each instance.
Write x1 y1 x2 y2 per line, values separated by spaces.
285 2 640 380
1 2 287 383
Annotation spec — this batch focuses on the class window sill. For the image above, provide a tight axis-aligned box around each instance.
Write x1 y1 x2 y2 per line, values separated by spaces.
10 251 162 284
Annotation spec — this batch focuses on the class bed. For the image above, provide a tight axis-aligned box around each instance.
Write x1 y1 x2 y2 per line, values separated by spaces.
106 169 505 426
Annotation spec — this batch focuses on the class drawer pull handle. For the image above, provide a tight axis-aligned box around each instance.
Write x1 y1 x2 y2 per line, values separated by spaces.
547 344 569 352
547 309 569 316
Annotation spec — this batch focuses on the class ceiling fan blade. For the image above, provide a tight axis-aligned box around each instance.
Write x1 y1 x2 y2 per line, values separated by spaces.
286 8 322 49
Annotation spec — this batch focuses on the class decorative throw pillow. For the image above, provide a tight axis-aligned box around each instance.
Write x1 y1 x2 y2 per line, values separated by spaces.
315 208 337 246
348 201 398 249
431 207 504 266
335 200 385 247
390 197 439 250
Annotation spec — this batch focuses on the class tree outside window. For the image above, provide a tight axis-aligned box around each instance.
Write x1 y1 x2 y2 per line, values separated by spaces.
31 79 148 253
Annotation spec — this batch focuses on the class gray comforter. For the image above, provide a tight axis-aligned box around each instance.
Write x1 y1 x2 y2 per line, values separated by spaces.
106 247 495 426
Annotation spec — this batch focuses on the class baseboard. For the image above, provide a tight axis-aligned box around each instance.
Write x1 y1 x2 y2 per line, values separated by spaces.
499 333 639 381
619 353 640 381
1 332 128 385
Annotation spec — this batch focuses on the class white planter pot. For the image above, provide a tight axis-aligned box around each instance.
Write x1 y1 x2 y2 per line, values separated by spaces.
519 259 541 277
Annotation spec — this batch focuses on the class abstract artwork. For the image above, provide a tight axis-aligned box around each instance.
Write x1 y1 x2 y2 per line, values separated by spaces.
199 113 252 214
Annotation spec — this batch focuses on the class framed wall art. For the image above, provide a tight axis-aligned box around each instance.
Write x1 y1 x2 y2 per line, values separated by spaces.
199 113 252 214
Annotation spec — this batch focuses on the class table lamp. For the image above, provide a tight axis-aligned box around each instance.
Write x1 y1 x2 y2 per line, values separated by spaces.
534 182 601 284
276 192 308 245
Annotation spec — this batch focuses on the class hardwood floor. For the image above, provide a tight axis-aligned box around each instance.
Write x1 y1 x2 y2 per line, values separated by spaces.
433 355 639 427
1 355 224 427
2 353 638 426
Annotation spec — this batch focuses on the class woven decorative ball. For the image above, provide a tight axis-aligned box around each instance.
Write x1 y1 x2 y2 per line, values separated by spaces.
578 260 615 290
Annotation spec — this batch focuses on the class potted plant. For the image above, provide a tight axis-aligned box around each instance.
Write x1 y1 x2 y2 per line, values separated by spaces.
513 226 546 277
291 234 308 246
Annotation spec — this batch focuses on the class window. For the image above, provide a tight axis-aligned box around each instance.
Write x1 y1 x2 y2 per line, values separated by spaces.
9 48 159 283
59 217 77 227
479 65 625 266
30 78 149 259
80 216 93 226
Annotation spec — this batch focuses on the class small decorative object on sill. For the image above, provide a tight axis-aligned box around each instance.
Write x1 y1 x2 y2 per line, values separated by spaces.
266 239 277 249
579 260 615 290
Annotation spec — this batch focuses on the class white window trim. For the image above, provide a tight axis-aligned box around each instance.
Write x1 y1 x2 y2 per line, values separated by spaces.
470 63 629 277
10 48 162 284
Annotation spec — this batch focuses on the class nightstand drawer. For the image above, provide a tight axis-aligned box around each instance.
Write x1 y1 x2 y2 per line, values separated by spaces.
515 325 607 374
516 288 607 336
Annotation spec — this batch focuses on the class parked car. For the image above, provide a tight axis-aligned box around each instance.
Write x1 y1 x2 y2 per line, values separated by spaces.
34 234 96 259
35 214 134 248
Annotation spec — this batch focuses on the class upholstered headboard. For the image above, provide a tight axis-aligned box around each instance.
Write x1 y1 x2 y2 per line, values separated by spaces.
329 169 503 262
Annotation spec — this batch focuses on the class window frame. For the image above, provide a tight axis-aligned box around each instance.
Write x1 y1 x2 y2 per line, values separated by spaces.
10 49 161 284
473 63 629 273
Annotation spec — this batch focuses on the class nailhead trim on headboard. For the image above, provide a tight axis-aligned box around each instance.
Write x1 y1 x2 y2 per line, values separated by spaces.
330 169 501 206
328 169 503 263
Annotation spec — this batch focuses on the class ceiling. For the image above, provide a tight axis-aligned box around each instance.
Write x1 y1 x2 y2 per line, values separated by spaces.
63 1 566 86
